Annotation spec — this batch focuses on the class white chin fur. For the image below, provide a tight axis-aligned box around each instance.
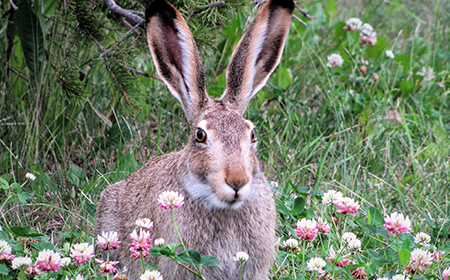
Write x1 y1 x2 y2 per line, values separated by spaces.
184 175 252 210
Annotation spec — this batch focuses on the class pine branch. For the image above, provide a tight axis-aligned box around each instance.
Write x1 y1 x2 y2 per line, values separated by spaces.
89 33 132 105
120 64 162 81
9 0 18 10
100 22 141 58
294 3 316 20
103 0 145 27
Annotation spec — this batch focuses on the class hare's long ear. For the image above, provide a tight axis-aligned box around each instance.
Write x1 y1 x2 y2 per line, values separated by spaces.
146 0 209 125
221 0 294 115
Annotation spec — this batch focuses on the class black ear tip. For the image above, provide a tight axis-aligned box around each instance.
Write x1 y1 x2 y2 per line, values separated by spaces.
268 0 295 11
145 0 174 23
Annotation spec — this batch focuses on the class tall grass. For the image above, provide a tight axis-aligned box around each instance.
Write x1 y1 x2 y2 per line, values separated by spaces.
0 0 449 279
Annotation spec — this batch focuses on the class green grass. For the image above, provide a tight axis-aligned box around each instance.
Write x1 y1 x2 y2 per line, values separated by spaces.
0 0 449 279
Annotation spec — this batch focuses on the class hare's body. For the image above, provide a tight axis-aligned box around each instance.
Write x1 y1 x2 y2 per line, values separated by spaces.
96 0 294 279
98 150 275 279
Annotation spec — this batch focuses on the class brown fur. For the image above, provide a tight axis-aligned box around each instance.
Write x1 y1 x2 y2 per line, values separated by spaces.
96 0 294 279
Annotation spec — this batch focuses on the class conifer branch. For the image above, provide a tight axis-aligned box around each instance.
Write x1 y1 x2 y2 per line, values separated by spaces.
9 0 18 10
294 3 316 20
89 33 132 105
100 22 141 58
120 64 162 81
103 0 145 27
292 14 306 26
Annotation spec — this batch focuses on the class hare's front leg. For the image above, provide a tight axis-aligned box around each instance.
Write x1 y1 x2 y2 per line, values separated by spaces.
96 181 124 260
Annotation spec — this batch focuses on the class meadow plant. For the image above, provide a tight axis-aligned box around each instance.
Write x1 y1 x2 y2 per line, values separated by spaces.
1 0 449 279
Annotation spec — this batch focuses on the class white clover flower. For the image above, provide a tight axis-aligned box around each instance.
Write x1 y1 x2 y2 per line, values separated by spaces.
307 257 326 271
346 18 363 30
154 238 165 246
36 249 62 271
326 54 344 68
97 231 121 251
414 232 431 246
0 240 14 260
376 277 389 280
65 275 84 280
140 270 163 280
385 50 395 59
234 251 249 262
347 238 362 250
384 212 411 234
322 190 343 205
283 238 299 249
25 172 36 180
391 274 410 280
443 267 450 280
410 248 433 266
360 23 375 36
12 256 32 269
342 232 357 243
60 257 71 266
158 191 184 209
270 181 279 188
136 218 154 230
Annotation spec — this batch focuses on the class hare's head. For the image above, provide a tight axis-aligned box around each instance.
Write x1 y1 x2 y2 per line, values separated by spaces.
146 0 293 209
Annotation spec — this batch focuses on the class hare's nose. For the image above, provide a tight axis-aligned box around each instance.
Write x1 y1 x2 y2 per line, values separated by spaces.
225 172 249 191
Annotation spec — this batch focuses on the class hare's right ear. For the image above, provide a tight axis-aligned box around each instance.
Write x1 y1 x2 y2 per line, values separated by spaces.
221 0 294 115
146 0 209 125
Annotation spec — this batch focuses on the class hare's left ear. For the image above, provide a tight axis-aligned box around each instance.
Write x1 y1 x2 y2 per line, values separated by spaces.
221 0 294 115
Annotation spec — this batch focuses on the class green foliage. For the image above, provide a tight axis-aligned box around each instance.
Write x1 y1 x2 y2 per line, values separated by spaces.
0 0 449 279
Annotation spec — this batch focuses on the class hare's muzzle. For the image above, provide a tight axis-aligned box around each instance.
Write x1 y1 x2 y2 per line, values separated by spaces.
225 171 249 192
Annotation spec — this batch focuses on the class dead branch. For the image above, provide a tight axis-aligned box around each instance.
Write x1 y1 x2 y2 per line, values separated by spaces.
103 0 145 27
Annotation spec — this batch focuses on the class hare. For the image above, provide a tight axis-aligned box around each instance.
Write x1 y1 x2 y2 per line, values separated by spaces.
96 0 294 279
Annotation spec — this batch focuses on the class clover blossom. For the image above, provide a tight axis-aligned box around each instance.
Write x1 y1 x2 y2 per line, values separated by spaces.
322 190 343 205
344 18 362 31
384 212 411 234
359 23 377 45
295 218 318 241
391 274 410 280
158 191 184 209
129 228 152 258
307 257 326 273
0 240 15 260
341 232 357 243
414 232 431 247
154 238 165 246
336 197 359 214
326 246 351 267
141 270 163 280
316 217 330 234
25 263 41 275
326 54 344 68
410 248 433 267
36 249 61 272
96 258 119 274
385 50 395 59
97 231 121 251
136 218 154 230
70 243 95 264
283 238 299 250
12 256 32 269
234 251 249 262
25 172 36 180
348 238 362 250
443 267 450 280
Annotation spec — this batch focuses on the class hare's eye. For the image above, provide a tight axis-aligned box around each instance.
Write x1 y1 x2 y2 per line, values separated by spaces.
250 129 256 143
196 129 207 143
